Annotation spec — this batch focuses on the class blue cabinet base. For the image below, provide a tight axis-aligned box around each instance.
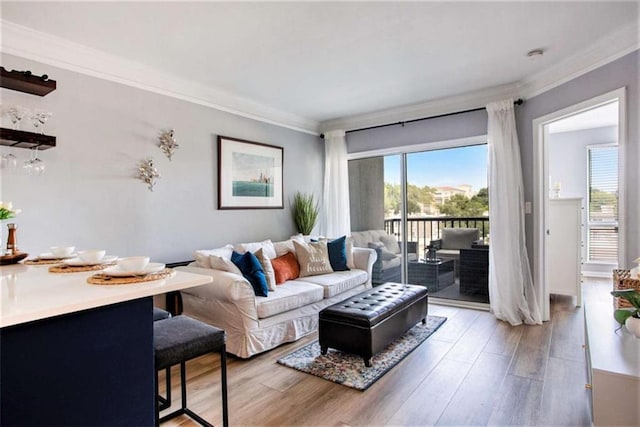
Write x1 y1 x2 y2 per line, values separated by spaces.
1 297 154 426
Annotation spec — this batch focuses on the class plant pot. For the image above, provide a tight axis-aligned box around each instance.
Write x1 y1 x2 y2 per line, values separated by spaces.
625 316 640 338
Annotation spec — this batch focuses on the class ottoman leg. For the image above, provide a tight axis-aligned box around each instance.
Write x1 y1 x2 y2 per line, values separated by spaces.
422 318 427 324
364 358 372 367
320 345 328 355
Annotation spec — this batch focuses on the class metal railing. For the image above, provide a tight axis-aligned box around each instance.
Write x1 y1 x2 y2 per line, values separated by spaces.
384 216 490 256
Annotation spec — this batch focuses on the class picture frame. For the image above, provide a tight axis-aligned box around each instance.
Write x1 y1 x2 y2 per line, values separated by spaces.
218 135 284 209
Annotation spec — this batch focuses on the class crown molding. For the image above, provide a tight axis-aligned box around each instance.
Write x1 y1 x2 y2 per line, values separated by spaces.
320 82 522 133
519 20 639 99
0 20 320 136
322 20 639 134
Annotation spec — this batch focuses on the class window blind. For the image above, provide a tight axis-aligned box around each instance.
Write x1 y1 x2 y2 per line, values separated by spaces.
587 145 618 262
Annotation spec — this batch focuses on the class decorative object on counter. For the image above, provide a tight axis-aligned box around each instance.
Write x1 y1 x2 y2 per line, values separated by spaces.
158 129 179 160
49 246 75 258
77 249 106 264
0 201 21 221
49 263 116 274
610 288 640 338
5 223 18 255
612 269 640 309
87 268 174 285
291 191 319 235
117 256 150 272
137 158 160 191
0 252 28 265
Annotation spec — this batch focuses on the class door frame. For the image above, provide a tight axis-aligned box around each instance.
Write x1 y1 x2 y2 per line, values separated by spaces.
532 87 626 320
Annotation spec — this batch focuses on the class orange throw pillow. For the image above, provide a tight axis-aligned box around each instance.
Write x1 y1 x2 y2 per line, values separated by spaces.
271 252 300 284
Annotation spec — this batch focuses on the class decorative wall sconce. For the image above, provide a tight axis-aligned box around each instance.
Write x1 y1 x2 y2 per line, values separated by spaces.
158 129 179 161
138 159 160 191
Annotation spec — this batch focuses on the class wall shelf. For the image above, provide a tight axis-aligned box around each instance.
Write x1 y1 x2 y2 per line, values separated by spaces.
0 128 56 150
1 67 56 96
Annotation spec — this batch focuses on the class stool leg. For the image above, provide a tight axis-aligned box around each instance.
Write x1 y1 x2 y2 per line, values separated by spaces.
165 367 171 405
180 360 187 411
221 345 228 427
155 370 160 427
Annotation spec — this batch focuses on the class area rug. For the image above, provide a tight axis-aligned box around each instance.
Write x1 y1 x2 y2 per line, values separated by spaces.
277 315 446 391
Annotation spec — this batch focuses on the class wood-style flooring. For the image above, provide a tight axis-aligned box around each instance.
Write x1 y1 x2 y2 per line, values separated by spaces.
160 280 604 426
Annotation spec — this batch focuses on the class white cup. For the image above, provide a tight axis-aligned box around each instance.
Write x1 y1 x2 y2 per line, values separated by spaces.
50 246 75 258
78 249 106 264
117 256 150 272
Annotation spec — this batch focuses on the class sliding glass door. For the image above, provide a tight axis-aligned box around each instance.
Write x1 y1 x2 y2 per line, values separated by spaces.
348 142 490 305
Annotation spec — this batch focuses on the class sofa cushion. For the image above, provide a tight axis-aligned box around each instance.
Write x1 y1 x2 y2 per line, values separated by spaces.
293 241 333 277
209 255 243 276
256 281 324 318
193 244 234 268
231 251 269 297
325 236 350 271
271 252 300 284
234 239 277 259
441 228 479 250
298 269 368 298
382 256 401 270
255 248 277 291
273 239 296 257
379 233 400 254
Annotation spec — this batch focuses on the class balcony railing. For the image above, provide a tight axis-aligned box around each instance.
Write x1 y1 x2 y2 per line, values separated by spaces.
384 216 490 256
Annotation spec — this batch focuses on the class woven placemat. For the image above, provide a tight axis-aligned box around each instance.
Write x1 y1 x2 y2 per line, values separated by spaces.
24 258 65 265
49 263 116 273
87 268 175 285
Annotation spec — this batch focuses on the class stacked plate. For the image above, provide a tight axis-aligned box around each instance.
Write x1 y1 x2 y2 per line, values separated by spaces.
63 255 118 266
101 263 166 277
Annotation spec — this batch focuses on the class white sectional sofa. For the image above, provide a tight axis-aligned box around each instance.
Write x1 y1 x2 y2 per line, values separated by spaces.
176 238 376 358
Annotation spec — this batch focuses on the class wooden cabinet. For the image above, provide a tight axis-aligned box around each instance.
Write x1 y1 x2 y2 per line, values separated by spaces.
549 198 583 305
584 292 640 426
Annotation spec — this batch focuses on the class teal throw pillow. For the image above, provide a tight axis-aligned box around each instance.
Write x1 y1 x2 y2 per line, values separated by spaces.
326 236 350 271
231 251 269 297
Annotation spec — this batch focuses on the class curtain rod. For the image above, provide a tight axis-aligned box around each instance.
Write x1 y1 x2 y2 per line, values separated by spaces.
321 98 524 139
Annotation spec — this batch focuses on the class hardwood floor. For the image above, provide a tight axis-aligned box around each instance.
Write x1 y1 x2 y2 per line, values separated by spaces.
159 281 603 426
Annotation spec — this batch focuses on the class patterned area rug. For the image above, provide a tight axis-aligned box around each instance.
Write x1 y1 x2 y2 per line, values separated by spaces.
277 315 446 391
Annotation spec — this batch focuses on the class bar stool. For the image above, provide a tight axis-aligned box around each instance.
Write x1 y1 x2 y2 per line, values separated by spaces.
154 315 228 427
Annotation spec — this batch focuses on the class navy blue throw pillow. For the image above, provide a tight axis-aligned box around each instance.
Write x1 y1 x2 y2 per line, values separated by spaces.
231 251 269 297
326 236 350 271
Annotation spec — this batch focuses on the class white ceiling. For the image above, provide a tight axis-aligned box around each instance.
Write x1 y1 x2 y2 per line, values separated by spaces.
1 1 638 133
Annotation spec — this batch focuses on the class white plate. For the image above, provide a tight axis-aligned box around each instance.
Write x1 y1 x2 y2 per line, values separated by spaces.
63 255 118 266
39 252 78 260
101 262 166 277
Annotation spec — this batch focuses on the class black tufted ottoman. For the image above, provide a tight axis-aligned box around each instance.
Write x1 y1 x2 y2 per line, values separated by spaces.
318 282 428 367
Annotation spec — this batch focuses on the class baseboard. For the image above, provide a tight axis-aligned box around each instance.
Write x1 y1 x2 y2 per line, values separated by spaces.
429 297 490 311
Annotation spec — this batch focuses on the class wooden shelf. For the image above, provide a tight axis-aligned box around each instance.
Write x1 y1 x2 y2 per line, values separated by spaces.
1 67 56 96
0 128 56 150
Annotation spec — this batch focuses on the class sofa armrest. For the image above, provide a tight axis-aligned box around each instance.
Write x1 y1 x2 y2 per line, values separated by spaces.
175 266 256 306
352 247 377 286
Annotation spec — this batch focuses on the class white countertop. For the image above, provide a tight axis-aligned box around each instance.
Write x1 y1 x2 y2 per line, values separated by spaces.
585 289 640 379
0 263 212 328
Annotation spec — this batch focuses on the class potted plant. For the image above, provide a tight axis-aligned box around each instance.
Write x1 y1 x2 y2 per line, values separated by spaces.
291 192 319 236
610 288 640 338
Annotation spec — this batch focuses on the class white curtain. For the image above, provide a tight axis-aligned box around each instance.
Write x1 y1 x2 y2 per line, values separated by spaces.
320 130 351 238
487 99 542 325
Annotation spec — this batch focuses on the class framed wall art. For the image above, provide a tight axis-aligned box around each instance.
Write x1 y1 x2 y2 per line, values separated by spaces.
218 136 284 209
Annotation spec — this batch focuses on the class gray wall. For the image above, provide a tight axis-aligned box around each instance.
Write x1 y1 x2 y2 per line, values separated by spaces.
347 109 488 153
0 54 324 263
348 157 384 231
518 50 639 267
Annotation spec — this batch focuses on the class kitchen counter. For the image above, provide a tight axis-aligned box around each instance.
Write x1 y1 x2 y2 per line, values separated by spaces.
0 262 213 425
1 263 212 327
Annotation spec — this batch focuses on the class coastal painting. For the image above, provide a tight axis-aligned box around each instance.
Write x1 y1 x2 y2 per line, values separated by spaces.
218 136 283 209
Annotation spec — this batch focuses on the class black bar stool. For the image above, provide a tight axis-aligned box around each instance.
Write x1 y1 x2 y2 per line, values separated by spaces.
154 315 228 427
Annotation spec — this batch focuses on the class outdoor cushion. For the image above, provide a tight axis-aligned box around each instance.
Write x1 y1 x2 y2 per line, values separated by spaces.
441 228 479 250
